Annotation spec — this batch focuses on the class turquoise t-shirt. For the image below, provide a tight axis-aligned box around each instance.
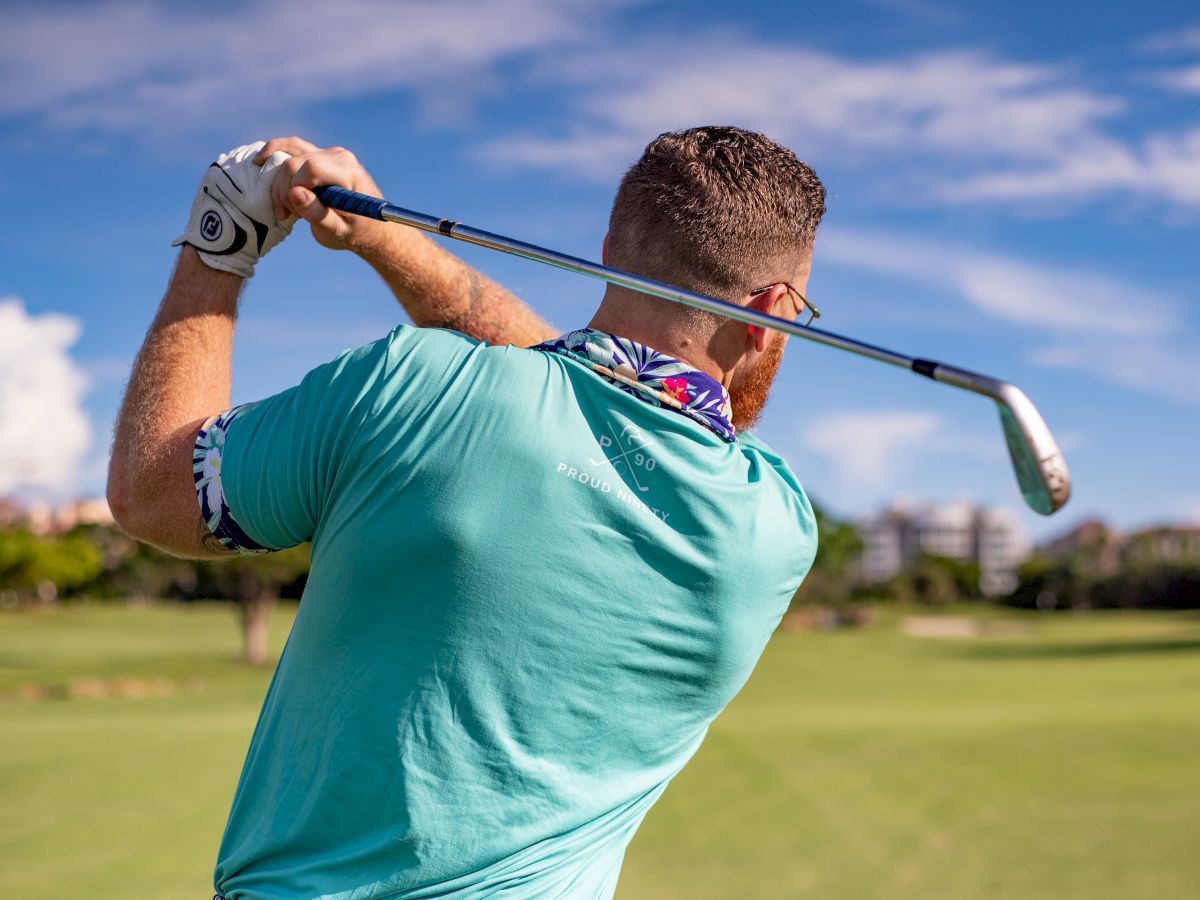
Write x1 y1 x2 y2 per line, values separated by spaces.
209 325 816 899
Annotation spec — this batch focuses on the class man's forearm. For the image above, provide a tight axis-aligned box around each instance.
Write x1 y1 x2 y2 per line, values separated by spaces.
256 137 557 348
354 223 557 348
108 247 241 555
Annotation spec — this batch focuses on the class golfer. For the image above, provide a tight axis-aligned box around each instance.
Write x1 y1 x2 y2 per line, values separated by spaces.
108 126 826 899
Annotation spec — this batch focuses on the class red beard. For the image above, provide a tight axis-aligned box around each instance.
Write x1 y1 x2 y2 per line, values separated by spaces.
729 335 786 432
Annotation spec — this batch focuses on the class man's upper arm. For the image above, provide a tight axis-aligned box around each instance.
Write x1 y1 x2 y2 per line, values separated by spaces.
114 398 325 561
136 324 473 559
193 339 390 556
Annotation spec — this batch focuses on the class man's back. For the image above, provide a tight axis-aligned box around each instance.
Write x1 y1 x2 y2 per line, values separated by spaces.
209 325 816 899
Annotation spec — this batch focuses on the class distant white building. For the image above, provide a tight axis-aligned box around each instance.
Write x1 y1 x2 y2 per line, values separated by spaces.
859 505 915 584
976 508 1032 595
859 502 1031 595
917 502 976 559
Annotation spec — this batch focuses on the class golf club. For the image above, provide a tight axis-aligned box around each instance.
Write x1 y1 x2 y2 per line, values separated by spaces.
313 185 1072 515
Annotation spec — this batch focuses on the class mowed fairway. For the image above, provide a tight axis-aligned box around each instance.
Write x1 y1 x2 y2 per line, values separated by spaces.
2 605 1198 899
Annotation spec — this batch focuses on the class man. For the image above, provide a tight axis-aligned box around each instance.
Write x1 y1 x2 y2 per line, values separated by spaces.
108 126 826 899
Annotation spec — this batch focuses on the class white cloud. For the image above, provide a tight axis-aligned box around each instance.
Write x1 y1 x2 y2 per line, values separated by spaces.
0 299 91 495
862 0 963 26
819 228 1177 337
480 42 1124 178
6 5 1198 212
473 35 1200 211
482 129 643 181
818 227 1200 405
943 127 1200 207
802 409 942 489
0 0 632 137
1140 28 1200 54
1154 64 1200 94
1028 339 1200 406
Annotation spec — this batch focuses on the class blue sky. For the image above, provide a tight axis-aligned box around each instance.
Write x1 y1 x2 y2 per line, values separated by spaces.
1 0 1197 540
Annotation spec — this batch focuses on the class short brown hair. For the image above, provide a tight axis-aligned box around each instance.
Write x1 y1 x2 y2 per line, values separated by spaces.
607 126 825 305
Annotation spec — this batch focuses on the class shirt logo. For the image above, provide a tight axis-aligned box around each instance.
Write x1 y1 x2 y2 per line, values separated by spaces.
591 423 658 494
553 414 673 524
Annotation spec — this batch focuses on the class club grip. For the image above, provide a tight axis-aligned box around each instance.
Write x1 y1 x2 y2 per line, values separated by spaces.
314 185 388 220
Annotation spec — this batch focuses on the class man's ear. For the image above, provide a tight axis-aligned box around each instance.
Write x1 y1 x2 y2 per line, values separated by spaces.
602 233 610 266
745 284 788 353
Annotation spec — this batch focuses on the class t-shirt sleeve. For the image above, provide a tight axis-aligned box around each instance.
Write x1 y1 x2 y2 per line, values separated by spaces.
193 338 389 553
193 325 489 553
738 430 819 583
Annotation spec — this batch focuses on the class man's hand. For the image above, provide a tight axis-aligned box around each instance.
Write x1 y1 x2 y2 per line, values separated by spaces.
255 137 387 254
174 141 295 279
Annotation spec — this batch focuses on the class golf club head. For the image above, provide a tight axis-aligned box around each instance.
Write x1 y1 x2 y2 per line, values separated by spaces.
995 385 1071 515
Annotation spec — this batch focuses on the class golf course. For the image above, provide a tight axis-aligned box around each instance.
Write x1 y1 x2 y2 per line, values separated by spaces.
2 603 1197 899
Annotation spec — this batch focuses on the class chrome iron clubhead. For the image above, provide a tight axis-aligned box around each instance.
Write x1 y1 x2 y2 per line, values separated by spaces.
996 388 1072 515
910 360 1071 515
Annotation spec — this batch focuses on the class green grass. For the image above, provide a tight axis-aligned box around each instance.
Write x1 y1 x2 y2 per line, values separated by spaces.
2 604 1199 899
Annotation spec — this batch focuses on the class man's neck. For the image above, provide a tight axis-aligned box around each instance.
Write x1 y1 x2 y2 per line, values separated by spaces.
587 295 737 388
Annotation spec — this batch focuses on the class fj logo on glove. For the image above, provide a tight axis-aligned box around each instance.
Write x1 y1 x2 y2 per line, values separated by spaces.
201 210 223 242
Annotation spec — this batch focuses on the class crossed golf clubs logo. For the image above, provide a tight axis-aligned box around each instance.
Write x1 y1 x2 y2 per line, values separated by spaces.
590 422 658 493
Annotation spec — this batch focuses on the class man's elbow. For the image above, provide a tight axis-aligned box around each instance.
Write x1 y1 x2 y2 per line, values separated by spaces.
106 465 156 543
106 467 139 536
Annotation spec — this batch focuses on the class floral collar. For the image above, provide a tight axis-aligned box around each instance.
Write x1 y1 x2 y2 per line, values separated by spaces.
533 328 736 441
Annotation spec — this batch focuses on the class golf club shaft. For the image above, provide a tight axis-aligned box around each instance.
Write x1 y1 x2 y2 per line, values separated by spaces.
314 186 1009 403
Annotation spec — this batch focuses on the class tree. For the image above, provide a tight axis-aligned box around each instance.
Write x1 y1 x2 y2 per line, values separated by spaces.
1005 555 1200 611
1 522 314 664
791 502 865 606
0 528 103 605
75 523 195 602
886 554 980 605
191 546 310 665
812 504 865 578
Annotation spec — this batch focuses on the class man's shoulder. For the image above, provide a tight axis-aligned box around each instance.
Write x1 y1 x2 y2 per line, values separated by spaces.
738 431 805 492
729 432 819 578
326 325 553 419
322 324 544 387
380 322 482 356
379 323 547 367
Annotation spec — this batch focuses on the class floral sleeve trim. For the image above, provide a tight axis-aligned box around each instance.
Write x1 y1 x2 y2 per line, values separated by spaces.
194 406 272 554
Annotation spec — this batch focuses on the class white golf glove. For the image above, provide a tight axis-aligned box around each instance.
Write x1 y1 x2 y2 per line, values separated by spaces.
173 141 294 279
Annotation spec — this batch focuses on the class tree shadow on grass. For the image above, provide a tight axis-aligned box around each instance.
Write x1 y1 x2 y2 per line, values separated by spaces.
954 637 1200 661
